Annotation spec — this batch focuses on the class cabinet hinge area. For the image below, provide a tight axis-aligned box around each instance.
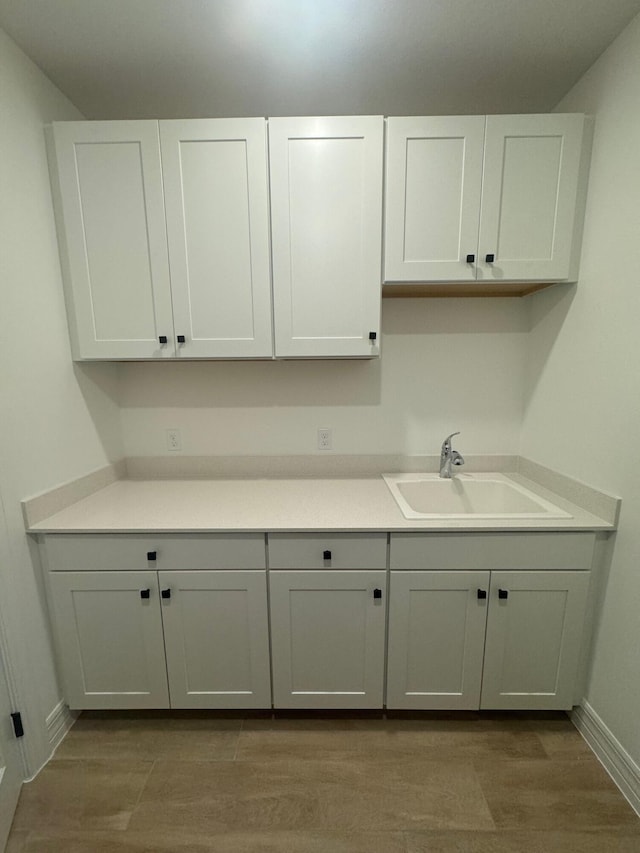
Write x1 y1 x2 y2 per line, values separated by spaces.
10 711 24 738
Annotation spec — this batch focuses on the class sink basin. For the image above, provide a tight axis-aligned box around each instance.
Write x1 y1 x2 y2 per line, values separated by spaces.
382 473 572 520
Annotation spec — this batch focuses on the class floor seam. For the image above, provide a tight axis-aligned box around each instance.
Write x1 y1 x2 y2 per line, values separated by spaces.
125 758 157 831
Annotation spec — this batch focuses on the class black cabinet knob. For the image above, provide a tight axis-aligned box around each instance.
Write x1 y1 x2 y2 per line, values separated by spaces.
466 254 475 263
140 589 151 599
147 551 157 561
177 335 186 344
373 588 382 600
485 253 495 263
158 336 168 345
323 550 332 560
477 589 487 600
498 588 509 600
369 331 377 341
161 588 171 600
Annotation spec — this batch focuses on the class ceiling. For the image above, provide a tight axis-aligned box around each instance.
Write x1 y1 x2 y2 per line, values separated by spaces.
1 0 639 119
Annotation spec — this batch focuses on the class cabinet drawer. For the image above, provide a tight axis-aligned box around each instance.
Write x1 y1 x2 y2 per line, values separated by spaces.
268 534 387 569
390 532 595 571
45 534 266 571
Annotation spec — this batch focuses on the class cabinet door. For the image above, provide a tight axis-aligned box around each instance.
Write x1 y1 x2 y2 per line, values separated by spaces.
159 571 271 709
47 572 169 709
384 116 485 282
160 119 273 358
49 121 175 359
480 571 589 710
269 116 383 358
270 571 386 708
478 114 586 282
387 571 490 710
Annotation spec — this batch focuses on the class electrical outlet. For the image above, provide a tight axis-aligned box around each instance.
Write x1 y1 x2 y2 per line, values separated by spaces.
166 429 182 452
317 427 332 451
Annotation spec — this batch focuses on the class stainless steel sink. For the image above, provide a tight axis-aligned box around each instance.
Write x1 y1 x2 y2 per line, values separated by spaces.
382 473 572 520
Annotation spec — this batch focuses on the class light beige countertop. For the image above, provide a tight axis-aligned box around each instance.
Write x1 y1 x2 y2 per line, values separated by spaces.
26 473 616 534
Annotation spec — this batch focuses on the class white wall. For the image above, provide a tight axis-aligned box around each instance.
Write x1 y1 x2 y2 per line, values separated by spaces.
121 297 528 458
522 12 640 765
0 28 123 774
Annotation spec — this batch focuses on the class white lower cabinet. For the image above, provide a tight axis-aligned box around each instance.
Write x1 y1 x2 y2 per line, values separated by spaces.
48 571 170 710
269 571 387 709
387 569 590 711
45 534 272 710
387 571 490 710
480 571 590 710
44 531 595 713
160 570 271 709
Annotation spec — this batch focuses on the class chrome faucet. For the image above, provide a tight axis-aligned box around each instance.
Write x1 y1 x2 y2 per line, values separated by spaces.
440 432 465 479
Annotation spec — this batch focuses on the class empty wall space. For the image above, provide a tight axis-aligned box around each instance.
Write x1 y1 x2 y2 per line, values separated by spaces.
522 13 640 768
120 298 528 458
0 28 124 773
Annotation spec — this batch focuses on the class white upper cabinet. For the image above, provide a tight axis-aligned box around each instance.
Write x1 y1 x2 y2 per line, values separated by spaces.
269 116 383 358
384 116 485 282
48 121 175 359
159 119 273 358
384 113 590 284
478 114 587 282
49 119 273 360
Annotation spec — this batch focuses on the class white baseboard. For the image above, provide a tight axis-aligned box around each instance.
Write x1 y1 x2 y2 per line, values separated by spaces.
45 700 77 752
571 701 640 817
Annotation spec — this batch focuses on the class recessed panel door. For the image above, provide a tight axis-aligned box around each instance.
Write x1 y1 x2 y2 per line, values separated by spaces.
269 116 383 358
160 570 271 709
48 571 169 709
270 570 386 708
160 119 273 358
50 121 175 358
478 114 586 281
387 571 490 710
481 570 589 710
384 116 485 282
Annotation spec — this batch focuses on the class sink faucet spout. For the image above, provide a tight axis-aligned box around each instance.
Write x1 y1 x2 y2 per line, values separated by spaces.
439 432 465 479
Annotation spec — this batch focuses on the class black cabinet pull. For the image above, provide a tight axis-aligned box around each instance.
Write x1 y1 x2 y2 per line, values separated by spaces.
498 588 509 600
161 588 171 600
11 713 24 738
177 335 186 344
147 551 157 561
158 336 168 345
140 589 151 599
369 331 377 341
485 253 495 263
373 588 382 600
466 254 475 263
477 589 487 600
323 550 332 560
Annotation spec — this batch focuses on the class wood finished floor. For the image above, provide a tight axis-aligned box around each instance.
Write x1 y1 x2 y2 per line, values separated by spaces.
7 711 640 852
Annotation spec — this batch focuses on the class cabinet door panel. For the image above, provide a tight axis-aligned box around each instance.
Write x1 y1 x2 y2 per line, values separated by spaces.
160 119 273 358
48 572 169 709
49 121 174 359
384 116 485 282
478 114 585 281
269 117 383 358
481 571 589 710
387 571 489 709
160 571 271 709
270 570 386 708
